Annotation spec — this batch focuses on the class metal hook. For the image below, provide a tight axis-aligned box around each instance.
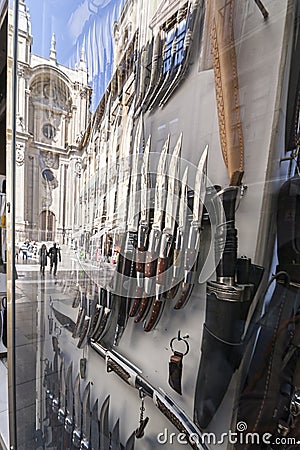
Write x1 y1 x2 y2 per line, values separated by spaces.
177 330 189 341
170 331 190 356
138 387 145 399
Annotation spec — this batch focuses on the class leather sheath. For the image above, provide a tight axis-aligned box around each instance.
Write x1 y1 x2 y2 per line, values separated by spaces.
168 351 183 395
194 291 252 429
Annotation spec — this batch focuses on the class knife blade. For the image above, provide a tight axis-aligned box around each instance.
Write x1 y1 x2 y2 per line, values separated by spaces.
80 382 91 449
124 431 135 450
72 374 82 448
165 166 189 299
144 133 182 331
113 114 144 345
110 419 121 450
174 145 208 309
99 395 110 450
90 399 100 450
159 0 202 107
135 135 170 324
129 135 151 318
57 358 66 424
64 362 74 438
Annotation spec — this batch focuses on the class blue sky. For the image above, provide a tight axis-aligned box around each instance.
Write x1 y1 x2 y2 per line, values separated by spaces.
25 0 125 110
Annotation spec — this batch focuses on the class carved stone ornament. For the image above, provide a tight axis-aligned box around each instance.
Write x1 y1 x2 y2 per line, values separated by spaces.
75 160 82 177
16 143 25 166
41 151 59 169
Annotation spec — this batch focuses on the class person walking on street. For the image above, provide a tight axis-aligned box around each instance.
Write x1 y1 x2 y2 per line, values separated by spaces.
48 242 61 276
39 243 48 276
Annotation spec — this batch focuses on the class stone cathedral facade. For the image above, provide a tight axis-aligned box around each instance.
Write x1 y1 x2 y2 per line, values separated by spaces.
14 0 91 244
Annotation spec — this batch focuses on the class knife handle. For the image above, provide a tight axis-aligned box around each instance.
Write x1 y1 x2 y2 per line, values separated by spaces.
144 251 158 278
156 256 169 284
134 296 152 323
144 299 164 332
215 187 238 281
129 286 144 317
136 248 146 274
174 281 194 309
165 280 180 300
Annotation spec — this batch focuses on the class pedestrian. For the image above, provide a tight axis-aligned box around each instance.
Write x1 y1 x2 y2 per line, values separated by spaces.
39 244 48 276
48 242 61 276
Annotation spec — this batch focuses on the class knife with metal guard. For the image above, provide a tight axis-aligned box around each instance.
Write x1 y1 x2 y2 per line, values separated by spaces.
144 133 182 331
174 145 208 309
134 135 170 322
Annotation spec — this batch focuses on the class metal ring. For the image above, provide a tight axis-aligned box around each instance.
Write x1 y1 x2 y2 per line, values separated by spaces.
170 337 189 356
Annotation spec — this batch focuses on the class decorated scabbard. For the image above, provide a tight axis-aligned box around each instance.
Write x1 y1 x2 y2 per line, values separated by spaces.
194 187 264 429
91 341 209 450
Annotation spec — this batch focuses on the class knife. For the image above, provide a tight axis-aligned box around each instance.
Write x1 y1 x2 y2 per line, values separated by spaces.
110 419 121 450
64 362 74 446
124 431 135 450
144 133 182 331
134 135 170 322
165 166 189 300
90 399 100 450
80 382 91 449
72 374 82 448
113 113 143 345
129 135 151 318
72 289 88 339
174 145 208 309
99 395 110 450
159 0 202 107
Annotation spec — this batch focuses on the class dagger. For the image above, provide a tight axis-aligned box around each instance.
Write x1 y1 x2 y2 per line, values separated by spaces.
88 285 104 339
50 302 76 334
129 135 151 318
64 362 74 443
144 133 182 331
193 186 264 429
113 113 143 345
135 135 170 322
72 289 88 339
90 399 100 450
140 32 163 111
57 358 66 425
99 395 110 450
80 382 91 450
124 431 135 450
174 145 208 309
72 374 82 448
165 166 189 300
159 0 203 108
147 12 181 112
92 105 123 344
110 419 121 450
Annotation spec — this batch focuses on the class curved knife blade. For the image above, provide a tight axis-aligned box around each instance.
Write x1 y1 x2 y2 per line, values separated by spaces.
99 395 110 450
81 382 91 449
144 134 182 331
152 135 170 229
90 399 100 450
174 145 208 309
139 135 151 225
58 358 66 423
166 166 189 299
72 373 82 448
125 431 136 450
110 419 120 450
64 362 74 435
